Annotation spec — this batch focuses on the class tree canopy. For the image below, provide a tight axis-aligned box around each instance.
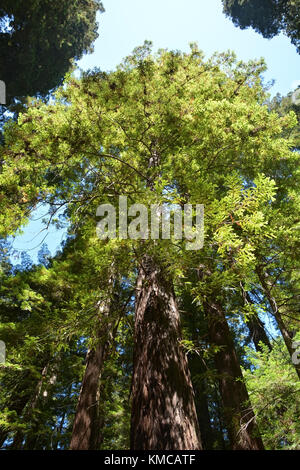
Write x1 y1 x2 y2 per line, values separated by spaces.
0 43 299 449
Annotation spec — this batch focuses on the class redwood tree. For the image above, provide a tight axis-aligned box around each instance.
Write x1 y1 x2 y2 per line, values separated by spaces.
130 257 201 450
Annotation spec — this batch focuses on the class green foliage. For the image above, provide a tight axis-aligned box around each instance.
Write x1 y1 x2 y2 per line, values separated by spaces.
244 339 300 449
268 91 300 150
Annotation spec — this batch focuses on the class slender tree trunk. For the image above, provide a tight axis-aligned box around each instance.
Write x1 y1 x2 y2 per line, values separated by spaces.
247 314 272 353
69 296 116 450
130 257 202 450
256 268 300 380
0 396 28 448
195 387 212 450
240 285 272 353
10 430 24 450
10 363 49 450
206 301 264 450
190 359 214 450
0 369 36 449
52 410 66 450
213 383 228 450
0 429 8 449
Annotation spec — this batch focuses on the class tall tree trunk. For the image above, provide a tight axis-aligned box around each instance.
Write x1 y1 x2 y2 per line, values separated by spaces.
206 301 264 450
69 302 114 450
69 342 107 450
256 268 300 380
130 257 202 450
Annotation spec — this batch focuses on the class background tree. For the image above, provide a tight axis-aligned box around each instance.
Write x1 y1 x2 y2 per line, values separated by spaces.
268 91 300 150
0 0 104 104
0 0 104 133
222 0 300 54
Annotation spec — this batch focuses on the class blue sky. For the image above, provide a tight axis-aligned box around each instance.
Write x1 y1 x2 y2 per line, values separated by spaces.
11 0 300 263
78 0 300 96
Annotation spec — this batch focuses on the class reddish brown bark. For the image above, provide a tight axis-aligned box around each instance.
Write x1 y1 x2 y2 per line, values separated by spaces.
69 340 108 450
207 301 264 450
69 289 117 451
130 258 202 450
69 270 121 451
